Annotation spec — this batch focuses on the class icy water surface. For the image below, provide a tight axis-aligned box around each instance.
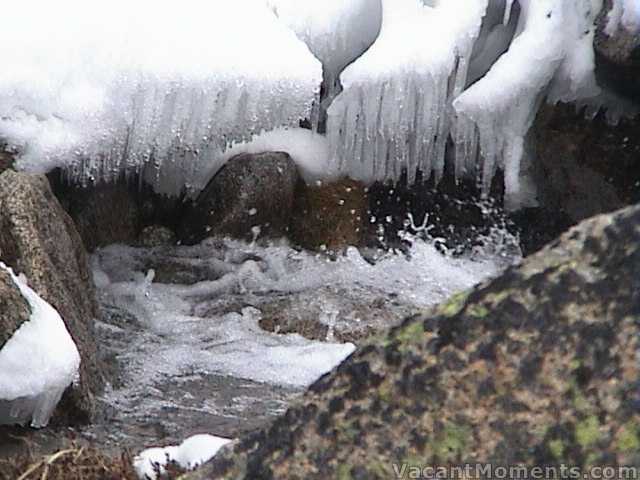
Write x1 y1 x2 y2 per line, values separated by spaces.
81 236 518 449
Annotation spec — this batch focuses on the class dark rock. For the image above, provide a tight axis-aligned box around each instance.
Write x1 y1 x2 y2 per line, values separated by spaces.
0 171 103 423
0 150 14 176
532 103 640 225
290 178 368 252
56 180 141 252
594 0 640 102
0 267 30 350
178 152 299 245
188 202 640 478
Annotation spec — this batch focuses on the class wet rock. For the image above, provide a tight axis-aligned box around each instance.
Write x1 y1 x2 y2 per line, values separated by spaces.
290 178 368 252
367 176 514 256
138 225 176 248
532 103 640 225
0 171 103 423
594 0 640 102
0 267 30 350
56 180 141 252
190 202 640 478
178 152 299 245
258 288 414 344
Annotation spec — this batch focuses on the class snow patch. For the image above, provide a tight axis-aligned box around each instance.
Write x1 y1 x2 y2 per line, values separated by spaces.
134 434 232 480
0 263 80 428
208 127 337 186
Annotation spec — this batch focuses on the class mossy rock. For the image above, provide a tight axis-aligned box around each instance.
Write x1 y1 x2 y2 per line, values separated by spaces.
186 203 640 479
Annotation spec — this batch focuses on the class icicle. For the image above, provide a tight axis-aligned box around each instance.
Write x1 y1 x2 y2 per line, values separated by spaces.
326 0 487 184
503 0 515 24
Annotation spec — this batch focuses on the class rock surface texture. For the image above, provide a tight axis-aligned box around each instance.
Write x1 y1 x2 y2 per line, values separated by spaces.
0 266 31 350
61 181 142 252
533 103 640 225
0 171 102 423
187 202 640 479
179 152 299 245
290 178 368 252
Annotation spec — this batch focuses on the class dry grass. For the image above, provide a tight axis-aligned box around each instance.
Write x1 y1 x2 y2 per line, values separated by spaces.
0 443 188 480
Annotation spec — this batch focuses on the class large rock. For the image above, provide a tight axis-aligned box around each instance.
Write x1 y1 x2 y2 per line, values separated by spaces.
0 171 102 423
190 202 640 479
595 0 640 102
533 103 640 225
0 267 30 350
178 152 299 245
290 178 368 252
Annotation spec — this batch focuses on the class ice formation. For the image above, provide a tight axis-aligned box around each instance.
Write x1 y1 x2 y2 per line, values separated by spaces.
326 0 488 185
266 0 383 127
0 263 80 428
0 0 623 201
134 434 232 480
0 0 321 193
326 0 613 207
454 0 603 207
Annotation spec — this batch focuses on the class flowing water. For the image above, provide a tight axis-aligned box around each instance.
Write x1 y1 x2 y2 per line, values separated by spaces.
82 235 517 450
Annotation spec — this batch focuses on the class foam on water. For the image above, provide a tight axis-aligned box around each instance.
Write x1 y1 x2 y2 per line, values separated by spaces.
92 236 515 424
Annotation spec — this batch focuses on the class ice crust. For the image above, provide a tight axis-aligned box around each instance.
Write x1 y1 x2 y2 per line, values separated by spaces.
0 263 80 428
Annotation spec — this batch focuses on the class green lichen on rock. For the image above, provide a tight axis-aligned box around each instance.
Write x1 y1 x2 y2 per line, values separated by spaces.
576 416 601 448
433 423 471 462
617 422 640 453
185 204 640 479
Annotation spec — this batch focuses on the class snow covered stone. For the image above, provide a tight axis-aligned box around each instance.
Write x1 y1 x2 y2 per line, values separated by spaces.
134 434 232 480
0 263 80 428
0 0 322 194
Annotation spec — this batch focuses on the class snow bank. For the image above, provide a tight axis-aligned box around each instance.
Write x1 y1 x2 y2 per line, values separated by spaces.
0 263 80 428
0 0 321 193
208 127 337 186
134 434 232 480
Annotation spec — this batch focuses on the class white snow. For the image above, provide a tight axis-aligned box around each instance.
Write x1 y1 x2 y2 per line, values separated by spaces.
134 434 232 480
210 127 337 186
0 0 321 193
266 0 383 127
0 263 80 428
